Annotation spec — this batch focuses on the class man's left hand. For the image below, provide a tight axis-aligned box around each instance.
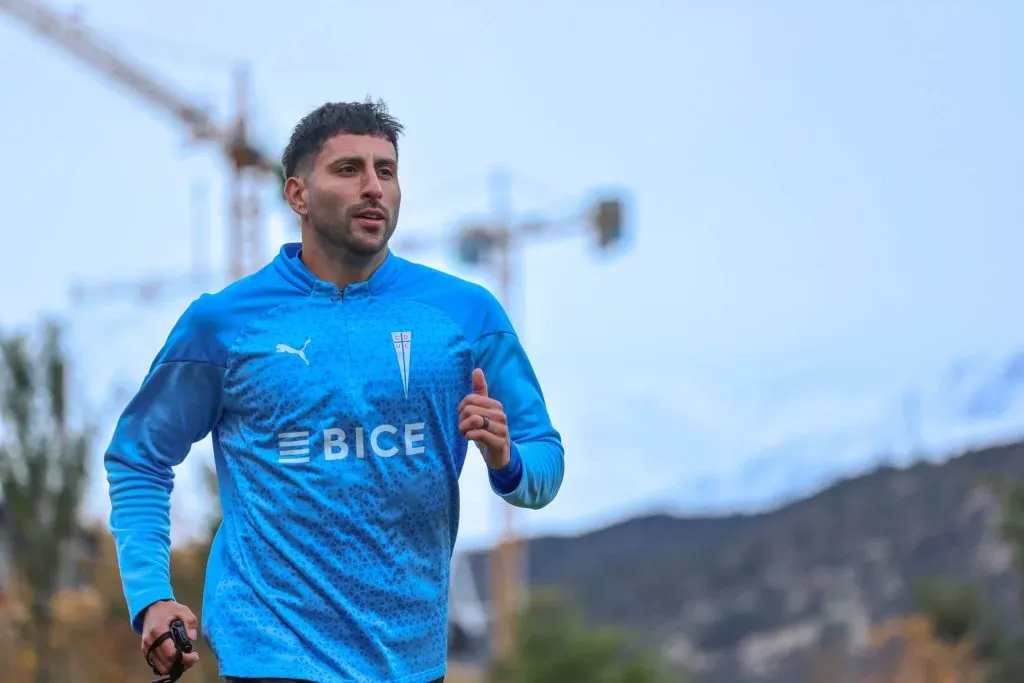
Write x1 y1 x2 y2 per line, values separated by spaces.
458 368 511 470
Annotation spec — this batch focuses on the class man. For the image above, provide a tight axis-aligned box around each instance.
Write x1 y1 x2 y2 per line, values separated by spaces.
104 99 564 683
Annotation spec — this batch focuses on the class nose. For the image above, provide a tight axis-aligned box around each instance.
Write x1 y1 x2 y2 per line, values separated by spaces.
361 172 384 200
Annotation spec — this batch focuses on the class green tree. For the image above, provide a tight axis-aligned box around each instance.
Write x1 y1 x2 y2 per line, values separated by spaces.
490 591 691 683
977 475 1024 682
913 577 991 645
987 476 1024 585
0 320 94 683
912 475 1024 682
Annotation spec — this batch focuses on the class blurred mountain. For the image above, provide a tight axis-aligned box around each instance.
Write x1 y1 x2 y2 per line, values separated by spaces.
461 438 1024 683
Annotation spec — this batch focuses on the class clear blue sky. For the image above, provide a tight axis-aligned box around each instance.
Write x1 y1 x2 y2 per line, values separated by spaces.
1 0 1022 549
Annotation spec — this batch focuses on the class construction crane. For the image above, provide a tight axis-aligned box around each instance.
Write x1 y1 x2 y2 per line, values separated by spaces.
0 0 281 302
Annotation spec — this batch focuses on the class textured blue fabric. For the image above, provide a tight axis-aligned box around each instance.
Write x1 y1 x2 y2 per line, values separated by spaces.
104 243 564 683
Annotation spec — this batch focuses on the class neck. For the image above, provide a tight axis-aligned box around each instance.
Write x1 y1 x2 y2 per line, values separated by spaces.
299 232 389 290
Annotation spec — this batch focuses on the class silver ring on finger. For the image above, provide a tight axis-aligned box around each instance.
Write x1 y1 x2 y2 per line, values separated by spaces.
482 415 490 431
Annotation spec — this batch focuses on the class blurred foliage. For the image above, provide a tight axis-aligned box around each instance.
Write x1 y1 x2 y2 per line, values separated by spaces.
904 473 1024 683
0 320 93 683
985 475 1024 588
489 590 692 683
0 318 222 681
913 578 994 646
867 614 985 683
1 526 223 682
977 474 1024 682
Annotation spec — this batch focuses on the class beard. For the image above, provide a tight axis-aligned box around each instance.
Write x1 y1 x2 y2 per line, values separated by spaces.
309 202 398 259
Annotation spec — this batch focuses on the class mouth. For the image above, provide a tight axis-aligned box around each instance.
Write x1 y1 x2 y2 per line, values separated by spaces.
353 209 387 224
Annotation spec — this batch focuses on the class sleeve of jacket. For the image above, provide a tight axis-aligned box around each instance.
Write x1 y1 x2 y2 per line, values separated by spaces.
103 296 226 634
471 329 564 509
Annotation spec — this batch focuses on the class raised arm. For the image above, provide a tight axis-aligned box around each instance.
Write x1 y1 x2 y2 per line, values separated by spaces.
472 330 564 510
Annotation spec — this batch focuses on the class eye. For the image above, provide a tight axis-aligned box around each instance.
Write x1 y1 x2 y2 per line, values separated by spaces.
336 165 358 175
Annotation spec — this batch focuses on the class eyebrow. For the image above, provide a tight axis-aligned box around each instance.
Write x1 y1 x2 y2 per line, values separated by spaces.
327 155 397 170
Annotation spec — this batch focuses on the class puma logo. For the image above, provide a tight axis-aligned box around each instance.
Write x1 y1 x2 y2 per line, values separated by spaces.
276 339 311 366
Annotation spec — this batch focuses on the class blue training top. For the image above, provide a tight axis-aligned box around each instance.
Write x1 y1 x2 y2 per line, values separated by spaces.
104 242 564 682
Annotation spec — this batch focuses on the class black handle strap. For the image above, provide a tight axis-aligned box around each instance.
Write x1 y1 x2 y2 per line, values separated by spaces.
145 618 193 683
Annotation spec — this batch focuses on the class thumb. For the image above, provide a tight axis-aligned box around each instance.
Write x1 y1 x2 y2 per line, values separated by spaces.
472 368 488 397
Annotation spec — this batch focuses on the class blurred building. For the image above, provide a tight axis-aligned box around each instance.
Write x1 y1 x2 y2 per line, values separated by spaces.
448 551 490 663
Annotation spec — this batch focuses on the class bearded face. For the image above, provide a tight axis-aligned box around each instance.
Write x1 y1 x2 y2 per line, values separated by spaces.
297 132 402 259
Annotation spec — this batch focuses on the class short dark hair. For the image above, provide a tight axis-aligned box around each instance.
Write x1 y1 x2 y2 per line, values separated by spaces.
281 98 404 178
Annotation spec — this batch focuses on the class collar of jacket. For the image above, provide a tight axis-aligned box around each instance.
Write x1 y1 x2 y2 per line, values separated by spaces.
273 241 401 297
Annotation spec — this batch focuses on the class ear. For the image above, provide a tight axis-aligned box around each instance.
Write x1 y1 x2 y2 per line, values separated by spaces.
284 176 309 217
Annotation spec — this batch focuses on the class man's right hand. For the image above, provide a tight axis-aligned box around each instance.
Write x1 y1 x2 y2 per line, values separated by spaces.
141 600 200 675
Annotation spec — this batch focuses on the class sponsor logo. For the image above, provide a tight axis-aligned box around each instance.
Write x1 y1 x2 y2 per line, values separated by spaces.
276 422 427 464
